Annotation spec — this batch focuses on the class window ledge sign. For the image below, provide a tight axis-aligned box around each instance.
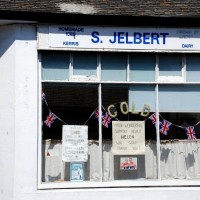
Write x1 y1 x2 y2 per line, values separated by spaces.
48 25 200 51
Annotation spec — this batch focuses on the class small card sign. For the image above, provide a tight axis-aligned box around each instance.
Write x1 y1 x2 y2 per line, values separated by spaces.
70 162 84 181
120 157 137 170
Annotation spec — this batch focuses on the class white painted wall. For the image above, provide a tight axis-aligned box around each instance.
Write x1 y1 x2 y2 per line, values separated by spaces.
1 23 200 200
0 24 38 200
0 24 16 200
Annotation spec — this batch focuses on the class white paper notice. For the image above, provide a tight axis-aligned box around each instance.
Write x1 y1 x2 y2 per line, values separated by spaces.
112 121 145 155
62 125 88 162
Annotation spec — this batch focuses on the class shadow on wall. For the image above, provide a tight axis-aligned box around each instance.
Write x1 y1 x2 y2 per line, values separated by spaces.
0 24 36 58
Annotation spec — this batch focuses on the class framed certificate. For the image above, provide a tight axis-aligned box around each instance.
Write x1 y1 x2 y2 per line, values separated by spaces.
70 162 84 181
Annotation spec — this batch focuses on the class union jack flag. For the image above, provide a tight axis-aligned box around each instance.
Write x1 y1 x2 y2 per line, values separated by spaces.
149 113 157 126
185 126 196 140
94 108 100 119
102 112 112 128
42 91 45 101
160 119 172 135
44 111 57 128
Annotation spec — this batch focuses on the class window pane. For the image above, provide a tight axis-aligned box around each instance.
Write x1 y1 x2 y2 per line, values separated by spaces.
73 52 97 77
101 52 127 81
130 53 155 82
159 112 200 179
129 85 156 112
159 86 200 180
102 85 157 181
42 83 99 182
159 85 200 112
159 85 200 179
102 85 128 181
159 54 182 76
42 51 69 80
186 54 200 82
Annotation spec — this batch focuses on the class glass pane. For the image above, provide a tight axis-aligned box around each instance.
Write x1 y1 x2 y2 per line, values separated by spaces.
130 53 155 82
186 54 200 82
42 51 69 80
101 52 127 81
102 85 157 181
73 52 97 77
42 83 99 182
159 85 200 179
129 85 156 112
158 112 200 179
159 54 182 76
159 85 200 112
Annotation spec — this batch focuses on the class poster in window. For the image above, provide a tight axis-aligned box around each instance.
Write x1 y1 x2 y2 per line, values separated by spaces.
62 125 88 162
70 162 84 181
112 121 145 155
120 157 137 170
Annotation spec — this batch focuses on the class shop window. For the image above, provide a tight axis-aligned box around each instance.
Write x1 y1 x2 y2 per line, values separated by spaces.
40 50 200 189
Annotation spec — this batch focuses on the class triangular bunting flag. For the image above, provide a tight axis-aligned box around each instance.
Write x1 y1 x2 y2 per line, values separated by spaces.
149 113 157 127
44 111 57 128
185 126 196 140
160 119 172 135
102 112 112 128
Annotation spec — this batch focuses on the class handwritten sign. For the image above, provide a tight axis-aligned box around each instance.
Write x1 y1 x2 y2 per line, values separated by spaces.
62 125 88 162
112 121 145 155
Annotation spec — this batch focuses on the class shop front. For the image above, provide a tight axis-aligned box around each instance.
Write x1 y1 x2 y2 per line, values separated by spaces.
1 23 200 200
39 25 200 188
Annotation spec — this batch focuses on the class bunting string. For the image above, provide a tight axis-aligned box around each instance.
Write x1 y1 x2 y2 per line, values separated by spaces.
83 109 97 125
42 91 68 127
42 91 200 139
148 113 199 140
102 106 120 121
42 91 51 111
